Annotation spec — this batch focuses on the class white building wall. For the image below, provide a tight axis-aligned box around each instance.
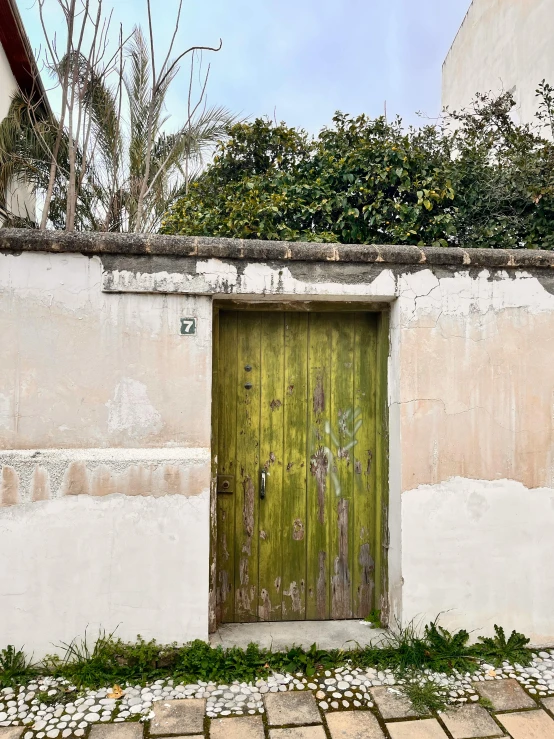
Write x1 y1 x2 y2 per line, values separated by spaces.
442 0 554 130
0 41 36 222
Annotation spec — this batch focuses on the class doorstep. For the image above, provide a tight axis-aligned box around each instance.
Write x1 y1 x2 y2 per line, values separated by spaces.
209 620 387 651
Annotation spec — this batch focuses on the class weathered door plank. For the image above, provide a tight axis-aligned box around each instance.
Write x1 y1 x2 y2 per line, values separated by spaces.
352 313 378 618
258 313 286 621
234 312 262 621
216 311 238 623
306 313 332 620
328 314 355 619
281 312 309 620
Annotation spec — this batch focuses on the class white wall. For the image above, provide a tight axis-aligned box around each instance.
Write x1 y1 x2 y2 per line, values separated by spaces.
0 493 210 656
442 0 554 131
0 251 213 654
0 42 16 121
3 248 554 648
0 43 37 222
402 478 554 644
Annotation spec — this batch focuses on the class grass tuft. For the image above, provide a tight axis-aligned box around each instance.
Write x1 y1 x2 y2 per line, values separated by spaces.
0 645 35 687
400 673 449 714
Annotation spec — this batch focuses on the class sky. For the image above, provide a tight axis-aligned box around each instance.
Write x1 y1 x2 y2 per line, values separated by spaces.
17 0 472 134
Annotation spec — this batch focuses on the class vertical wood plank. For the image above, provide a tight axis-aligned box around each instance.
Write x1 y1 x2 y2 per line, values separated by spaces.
281 312 308 620
209 308 220 633
352 313 379 617
328 312 355 619
258 313 286 621
375 310 390 624
234 312 262 621
306 313 332 620
216 311 237 623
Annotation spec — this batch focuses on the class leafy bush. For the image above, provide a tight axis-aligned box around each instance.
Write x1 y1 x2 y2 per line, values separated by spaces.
162 84 554 249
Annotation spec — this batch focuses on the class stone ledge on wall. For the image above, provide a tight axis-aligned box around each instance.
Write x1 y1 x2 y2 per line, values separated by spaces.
2 228 554 268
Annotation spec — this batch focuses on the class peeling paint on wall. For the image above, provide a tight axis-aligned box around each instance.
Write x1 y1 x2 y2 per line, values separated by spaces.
0 448 210 506
106 379 163 438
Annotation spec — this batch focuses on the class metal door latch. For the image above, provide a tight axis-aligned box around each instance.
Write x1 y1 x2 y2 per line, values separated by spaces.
260 470 267 500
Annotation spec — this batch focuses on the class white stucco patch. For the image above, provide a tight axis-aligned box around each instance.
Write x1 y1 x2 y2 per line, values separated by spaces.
398 269 554 324
102 260 398 299
106 378 163 437
0 493 210 656
401 476 554 643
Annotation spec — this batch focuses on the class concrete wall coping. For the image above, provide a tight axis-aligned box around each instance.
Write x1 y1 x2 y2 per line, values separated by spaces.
2 228 554 269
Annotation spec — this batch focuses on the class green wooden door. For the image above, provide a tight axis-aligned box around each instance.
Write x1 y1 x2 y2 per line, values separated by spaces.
215 310 382 623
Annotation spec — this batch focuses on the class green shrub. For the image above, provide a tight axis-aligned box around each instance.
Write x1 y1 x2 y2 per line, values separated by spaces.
162 84 554 250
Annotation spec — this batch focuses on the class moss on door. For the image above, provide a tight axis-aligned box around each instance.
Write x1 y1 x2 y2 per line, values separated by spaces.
215 309 386 623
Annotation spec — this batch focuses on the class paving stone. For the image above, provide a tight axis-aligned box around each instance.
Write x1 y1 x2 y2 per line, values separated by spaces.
325 710 385 738
370 686 422 719
497 709 554 738
543 698 554 714
89 727 144 739
268 728 326 739
475 678 537 711
150 698 206 735
210 715 264 739
263 692 321 726
386 719 449 739
0 730 25 739
440 704 504 738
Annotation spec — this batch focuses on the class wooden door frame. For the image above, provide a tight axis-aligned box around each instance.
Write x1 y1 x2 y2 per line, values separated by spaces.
208 299 390 632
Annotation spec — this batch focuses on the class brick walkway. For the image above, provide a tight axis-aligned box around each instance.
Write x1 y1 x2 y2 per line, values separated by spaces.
3 678 554 739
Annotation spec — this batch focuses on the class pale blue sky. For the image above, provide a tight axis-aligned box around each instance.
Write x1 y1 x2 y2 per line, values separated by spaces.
18 0 471 132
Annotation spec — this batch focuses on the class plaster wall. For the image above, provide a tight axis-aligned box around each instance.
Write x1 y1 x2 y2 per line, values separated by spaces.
0 493 209 656
0 250 212 652
442 0 554 130
3 246 554 647
395 267 554 640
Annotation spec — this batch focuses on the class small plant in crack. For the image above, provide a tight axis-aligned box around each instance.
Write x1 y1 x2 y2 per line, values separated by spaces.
399 672 450 714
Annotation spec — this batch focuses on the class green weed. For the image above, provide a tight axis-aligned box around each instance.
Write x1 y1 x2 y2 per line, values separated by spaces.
0 645 35 687
0 618 535 689
476 625 532 667
364 609 383 628
423 621 477 673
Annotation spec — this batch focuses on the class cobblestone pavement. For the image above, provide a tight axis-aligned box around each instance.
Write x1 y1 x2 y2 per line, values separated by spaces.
4 679 554 739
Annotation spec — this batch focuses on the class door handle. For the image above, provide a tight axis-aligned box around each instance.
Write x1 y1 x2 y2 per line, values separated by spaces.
260 470 267 500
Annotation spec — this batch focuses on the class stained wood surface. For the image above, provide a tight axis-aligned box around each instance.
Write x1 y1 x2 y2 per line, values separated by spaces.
216 310 382 622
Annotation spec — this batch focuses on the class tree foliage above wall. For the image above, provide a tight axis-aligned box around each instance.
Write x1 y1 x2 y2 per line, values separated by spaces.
162 84 554 248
